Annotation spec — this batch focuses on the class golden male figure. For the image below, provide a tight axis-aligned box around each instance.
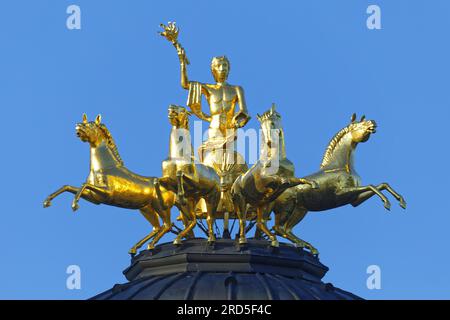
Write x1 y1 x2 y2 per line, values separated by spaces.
160 22 250 221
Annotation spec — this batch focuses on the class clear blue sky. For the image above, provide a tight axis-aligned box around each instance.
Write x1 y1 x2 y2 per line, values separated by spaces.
0 0 449 299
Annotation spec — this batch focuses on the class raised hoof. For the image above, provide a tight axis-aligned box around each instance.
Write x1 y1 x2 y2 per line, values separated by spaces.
43 200 51 208
400 199 407 209
71 202 79 212
384 202 391 211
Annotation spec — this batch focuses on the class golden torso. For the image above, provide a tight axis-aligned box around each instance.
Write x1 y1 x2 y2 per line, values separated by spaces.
203 83 238 133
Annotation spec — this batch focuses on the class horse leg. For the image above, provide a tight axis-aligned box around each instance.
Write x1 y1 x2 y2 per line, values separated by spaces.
129 206 161 255
174 199 196 245
273 206 300 240
176 173 195 239
176 171 186 206
180 211 194 239
232 192 247 245
72 183 109 212
44 184 104 210
256 206 279 247
176 201 195 239
377 183 406 209
286 229 318 255
344 185 391 210
351 183 406 209
44 185 80 208
279 208 318 255
148 208 173 250
205 194 218 244
291 178 319 189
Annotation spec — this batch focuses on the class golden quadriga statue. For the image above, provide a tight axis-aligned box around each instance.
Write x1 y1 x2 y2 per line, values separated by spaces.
43 22 406 256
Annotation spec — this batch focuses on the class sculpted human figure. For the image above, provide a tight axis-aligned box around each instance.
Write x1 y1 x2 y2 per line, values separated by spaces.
160 22 250 219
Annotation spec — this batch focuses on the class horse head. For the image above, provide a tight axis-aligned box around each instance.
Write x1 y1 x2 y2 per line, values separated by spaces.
76 114 106 147
76 113 123 165
256 103 285 161
348 113 377 144
320 113 377 170
257 103 282 142
168 104 191 129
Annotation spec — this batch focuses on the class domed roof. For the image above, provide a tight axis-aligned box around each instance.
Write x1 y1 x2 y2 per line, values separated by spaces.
91 239 361 300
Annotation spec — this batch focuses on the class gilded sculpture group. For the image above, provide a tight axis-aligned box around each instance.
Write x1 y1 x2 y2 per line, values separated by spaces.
44 23 406 256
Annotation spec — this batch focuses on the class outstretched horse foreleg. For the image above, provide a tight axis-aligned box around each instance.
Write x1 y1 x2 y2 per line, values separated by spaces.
347 185 391 210
351 183 406 209
44 185 103 209
378 183 406 209
256 206 279 247
44 185 80 208
72 183 109 212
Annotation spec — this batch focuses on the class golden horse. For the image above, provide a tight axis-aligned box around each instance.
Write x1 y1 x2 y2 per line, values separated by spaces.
159 105 221 245
273 114 407 255
43 114 175 254
231 105 317 246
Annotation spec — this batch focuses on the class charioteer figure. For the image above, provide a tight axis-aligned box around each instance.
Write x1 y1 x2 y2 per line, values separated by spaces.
159 22 250 232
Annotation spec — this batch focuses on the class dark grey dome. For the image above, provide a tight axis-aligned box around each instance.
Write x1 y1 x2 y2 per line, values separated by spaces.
91 239 361 300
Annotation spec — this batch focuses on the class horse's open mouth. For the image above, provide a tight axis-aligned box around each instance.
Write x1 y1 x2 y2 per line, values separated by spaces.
368 121 377 133
168 108 179 119
75 126 85 138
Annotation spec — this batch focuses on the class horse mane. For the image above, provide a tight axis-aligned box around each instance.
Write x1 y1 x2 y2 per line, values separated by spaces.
98 124 124 166
320 125 350 169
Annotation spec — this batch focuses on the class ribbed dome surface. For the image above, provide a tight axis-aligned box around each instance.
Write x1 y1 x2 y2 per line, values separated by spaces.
91 239 361 300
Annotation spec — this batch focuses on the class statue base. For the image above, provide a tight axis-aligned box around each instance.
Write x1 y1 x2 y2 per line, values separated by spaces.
91 238 362 300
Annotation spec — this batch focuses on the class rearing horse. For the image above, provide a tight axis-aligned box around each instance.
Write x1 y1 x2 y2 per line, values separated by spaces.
273 113 407 255
43 114 175 254
159 105 221 245
231 105 317 246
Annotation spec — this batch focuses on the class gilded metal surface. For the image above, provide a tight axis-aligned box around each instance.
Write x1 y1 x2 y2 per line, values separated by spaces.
159 105 221 245
273 114 406 254
44 22 406 255
231 105 317 246
43 114 175 254
160 22 249 229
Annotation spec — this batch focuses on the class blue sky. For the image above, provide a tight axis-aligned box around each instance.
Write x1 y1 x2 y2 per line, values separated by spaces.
0 0 449 299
